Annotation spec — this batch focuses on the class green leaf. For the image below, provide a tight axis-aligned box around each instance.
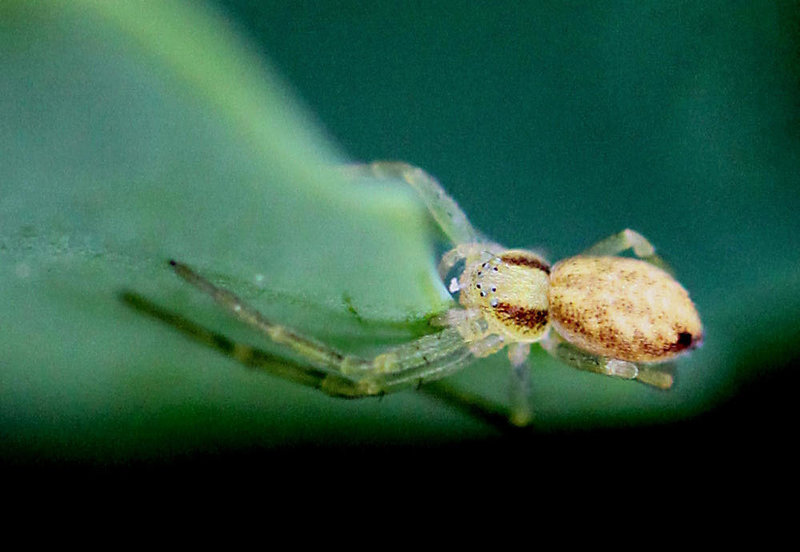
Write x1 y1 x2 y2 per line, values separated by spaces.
2 1 798 461
1 1 453 460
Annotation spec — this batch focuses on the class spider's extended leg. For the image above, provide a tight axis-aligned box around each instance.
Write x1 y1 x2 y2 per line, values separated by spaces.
507 342 533 427
539 331 674 390
581 228 670 271
121 290 371 397
169 260 494 397
341 161 481 247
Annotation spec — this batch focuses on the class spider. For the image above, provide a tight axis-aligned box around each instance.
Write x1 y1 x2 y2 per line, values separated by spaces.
169 162 703 426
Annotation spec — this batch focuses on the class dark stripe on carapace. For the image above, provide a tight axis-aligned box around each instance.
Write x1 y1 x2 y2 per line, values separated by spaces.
494 303 548 330
500 254 550 274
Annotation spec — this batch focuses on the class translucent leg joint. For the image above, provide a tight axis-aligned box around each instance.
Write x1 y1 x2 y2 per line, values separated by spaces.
624 229 656 258
580 229 671 272
373 352 399 374
606 359 638 380
320 374 383 398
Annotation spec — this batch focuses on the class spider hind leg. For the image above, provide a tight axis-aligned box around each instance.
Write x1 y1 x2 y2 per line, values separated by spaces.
581 228 671 272
539 330 674 390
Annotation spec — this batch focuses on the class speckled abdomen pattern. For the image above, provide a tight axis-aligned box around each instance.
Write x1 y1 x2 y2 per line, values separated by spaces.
548 256 703 363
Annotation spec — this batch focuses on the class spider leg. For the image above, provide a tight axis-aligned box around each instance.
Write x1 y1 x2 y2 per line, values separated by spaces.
580 228 671 272
120 290 373 398
341 161 481 247
539 330 674 390
169 260 494 397
507 342 533 427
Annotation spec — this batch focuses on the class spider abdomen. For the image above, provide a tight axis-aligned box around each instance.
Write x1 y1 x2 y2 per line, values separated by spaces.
548 256 703 363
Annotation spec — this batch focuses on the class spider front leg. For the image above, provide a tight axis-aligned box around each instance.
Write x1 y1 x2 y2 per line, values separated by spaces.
169 260 498 397
341 161 481 247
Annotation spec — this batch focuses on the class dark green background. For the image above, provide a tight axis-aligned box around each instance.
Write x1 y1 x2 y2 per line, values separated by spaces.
216 0 799 290
2 1 799 472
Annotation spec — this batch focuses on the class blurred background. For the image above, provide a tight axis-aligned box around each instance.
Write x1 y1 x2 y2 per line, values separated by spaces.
1 1 798 475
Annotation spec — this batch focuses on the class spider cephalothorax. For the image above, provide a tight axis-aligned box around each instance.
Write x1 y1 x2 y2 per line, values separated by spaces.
458 250 551 344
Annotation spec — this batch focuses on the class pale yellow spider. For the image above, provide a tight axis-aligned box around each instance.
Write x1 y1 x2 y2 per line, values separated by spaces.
169 162 703 426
